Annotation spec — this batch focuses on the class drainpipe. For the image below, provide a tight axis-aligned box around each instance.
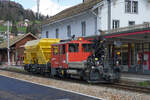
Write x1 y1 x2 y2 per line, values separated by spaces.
90 10 101 35
107 0 111 32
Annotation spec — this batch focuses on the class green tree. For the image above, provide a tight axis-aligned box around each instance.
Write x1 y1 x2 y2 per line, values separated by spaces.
11 20 18 36
26 21 39 35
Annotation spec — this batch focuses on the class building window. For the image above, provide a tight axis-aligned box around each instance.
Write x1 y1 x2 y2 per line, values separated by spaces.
67 25 71 38
125 0 131 13
132 1 138 13
129 21 135 26
46 31 48 38
56 28 59 38
125 0 138 13
112 20 120 29
81 21 86 36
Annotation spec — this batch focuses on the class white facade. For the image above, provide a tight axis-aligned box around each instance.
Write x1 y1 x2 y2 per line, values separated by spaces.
42 0 150 39
42 12 97 39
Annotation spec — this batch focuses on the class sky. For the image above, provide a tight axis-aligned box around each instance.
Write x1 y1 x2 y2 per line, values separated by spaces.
11 0 82 16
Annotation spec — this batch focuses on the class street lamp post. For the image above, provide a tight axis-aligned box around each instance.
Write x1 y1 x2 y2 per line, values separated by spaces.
7 21 10 66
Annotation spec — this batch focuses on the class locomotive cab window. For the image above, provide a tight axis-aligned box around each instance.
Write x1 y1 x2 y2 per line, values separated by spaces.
82 44 93 52
53 46 58 55
69 43 79 52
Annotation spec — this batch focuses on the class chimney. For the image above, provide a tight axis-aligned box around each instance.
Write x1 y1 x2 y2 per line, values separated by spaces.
83 0 92 3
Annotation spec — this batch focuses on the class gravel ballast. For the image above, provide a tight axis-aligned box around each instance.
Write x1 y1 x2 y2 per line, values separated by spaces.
0 70 149 100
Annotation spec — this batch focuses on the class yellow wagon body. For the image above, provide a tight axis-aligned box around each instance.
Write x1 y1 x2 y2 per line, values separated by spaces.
24 38 60 65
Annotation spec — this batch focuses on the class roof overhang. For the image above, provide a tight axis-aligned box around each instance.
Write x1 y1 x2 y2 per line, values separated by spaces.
42 11 89 27
102 28 150 43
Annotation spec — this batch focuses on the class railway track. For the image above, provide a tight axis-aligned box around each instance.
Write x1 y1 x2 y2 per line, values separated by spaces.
111 83 150 94
0 67 150 94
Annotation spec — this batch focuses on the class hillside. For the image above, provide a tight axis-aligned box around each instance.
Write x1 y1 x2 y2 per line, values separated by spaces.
0 0 45 21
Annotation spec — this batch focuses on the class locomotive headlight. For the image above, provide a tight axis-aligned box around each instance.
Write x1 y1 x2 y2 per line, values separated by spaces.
95 58 98 61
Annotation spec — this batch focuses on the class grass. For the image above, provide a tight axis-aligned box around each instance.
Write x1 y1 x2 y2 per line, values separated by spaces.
0 37 4 43
17 27 27 33
0 25 26 33
0 25 10 31
35 20 41 24
139 81 150 87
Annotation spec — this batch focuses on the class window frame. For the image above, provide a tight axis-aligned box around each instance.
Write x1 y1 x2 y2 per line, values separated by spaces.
67 25 71 38
56 28 59 38
81 21 86 36
112 20 120 29
82 43 93 52
128 21 135 26
125 0 131 13
125 0 138 14
132 1 138 13
68 43 79 52
53 45 58 55
46 31 49 38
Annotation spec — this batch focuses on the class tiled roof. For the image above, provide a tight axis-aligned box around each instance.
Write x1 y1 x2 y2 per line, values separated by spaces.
42 0 102 25
0 33 38 49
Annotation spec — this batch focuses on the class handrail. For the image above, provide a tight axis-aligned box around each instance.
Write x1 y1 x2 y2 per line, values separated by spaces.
104 23 150 34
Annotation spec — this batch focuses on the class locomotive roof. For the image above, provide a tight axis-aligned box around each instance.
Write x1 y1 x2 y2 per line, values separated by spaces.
52 39 92 45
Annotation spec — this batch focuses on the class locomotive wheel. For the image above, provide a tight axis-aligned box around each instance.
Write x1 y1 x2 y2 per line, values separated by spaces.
89 69 100 81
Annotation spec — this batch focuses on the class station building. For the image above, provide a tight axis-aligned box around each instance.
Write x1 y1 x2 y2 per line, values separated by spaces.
41 0 150 74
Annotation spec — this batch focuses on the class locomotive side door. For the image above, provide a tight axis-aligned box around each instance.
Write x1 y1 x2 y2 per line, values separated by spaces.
51 45 59 68
58 44 67 68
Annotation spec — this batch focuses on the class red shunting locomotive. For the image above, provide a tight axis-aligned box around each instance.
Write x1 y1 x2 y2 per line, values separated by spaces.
50 37 120 83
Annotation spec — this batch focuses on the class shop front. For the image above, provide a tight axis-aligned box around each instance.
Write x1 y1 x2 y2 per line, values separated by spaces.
103 28 150 74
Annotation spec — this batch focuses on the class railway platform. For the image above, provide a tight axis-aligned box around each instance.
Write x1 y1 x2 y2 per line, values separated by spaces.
121 73 150 82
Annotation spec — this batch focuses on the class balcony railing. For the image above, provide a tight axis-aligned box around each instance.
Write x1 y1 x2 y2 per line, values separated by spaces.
104 23 150 34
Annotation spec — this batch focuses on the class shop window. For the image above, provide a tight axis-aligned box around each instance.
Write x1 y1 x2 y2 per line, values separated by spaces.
69 43 79 52
122 52 128 65
144 43 149 52
82 44 93 52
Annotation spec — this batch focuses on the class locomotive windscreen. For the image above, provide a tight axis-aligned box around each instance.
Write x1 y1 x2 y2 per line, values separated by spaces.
69 43 79 52
82 44 93 52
